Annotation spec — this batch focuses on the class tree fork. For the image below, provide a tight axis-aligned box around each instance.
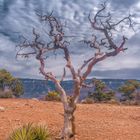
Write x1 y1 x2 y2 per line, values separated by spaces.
16 3 134 139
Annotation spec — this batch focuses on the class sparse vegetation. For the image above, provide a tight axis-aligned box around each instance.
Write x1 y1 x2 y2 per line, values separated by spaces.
45 91 61 101
0 69 24 98
8 123 50 140
88 79 115 102
118 80 140 105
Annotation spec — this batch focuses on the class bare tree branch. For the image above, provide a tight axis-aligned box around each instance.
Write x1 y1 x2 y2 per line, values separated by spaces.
79 3 133 82
16 5 135 139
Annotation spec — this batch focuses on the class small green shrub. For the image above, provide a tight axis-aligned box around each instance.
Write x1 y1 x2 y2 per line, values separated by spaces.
88 90 115 102
118 80 140 101
45 91 61 101
32 125 50 140
8 123 50 140
87 79 115 102
0 69 24 98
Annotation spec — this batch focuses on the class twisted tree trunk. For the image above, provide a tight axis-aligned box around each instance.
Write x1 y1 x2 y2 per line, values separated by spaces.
16 6 133 140
61 97 76 140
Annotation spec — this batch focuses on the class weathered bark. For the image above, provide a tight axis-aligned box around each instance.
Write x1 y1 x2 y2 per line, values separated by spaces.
61 97 76 140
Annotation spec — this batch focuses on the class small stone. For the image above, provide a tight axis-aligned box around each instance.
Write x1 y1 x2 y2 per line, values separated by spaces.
81 98 94 104
0 106 5 112
32 98 39 101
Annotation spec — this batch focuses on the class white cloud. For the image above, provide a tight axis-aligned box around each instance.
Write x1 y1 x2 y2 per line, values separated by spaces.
0 0 140 79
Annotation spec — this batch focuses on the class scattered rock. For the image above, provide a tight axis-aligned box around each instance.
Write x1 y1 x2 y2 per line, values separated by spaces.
32 98 39 101
81 98 94 104
0 106 5 112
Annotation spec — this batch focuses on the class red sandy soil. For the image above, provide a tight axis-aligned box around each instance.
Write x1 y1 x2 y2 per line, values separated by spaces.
0 99 140 140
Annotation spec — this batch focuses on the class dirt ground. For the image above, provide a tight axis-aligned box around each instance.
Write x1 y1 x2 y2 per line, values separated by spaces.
0 99 140 140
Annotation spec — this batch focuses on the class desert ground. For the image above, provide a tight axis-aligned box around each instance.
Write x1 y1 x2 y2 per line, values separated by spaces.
0 99 140 140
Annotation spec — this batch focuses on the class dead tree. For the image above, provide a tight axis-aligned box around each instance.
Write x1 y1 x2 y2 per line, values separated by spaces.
16 2 134 140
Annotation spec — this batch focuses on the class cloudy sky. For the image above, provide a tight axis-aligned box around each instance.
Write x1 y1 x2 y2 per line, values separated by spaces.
0 0 140 80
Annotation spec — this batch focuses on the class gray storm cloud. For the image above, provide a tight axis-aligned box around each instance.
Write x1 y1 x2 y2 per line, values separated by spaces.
0 0 140 79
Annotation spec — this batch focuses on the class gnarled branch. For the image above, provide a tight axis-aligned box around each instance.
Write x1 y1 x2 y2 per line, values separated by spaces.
79 3 133 82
